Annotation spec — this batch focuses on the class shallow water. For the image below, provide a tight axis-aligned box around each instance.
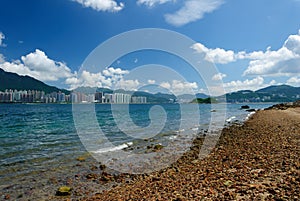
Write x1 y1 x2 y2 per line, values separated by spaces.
0 102 275 199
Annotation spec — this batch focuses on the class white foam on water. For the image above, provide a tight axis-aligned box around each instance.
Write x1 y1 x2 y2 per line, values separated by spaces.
93 142 133 154
191 127 199 131
169 135 177 140
245 111 256 121
226 116 236 122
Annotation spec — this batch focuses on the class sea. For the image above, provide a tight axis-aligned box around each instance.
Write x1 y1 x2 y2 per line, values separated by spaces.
0 102 275 199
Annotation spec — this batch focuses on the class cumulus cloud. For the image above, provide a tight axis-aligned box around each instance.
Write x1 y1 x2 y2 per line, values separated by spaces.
193 30 300 79
212 73 227 81
159 80 198 95
0 32 6 47
165 0 224 26
66 67 129 89
192 43 243 64
243 46 299 76
223 76 265 93
0 49 73 81
115 79 140 91
102 67 128 77
66 70 110 89
287 76 300 86
137 0 173 7
73 0 124 12
148 79 156 84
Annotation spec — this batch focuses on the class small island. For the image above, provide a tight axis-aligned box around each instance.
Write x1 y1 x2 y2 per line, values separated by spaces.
191 97 218 104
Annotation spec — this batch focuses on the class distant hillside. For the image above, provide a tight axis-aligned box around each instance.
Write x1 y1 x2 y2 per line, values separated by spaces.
225 85 300 103
3 68 299 104
256 85 300 97
0 68 70 94
177 93 209 103
191 97 218 104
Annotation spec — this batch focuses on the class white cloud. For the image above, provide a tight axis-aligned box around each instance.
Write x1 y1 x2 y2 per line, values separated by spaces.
212 73 226 81
192 43 241 64
102 67 129 84
66 67 129 89
137 0 173 7
287 76 300 86
0 32 6 47
148 79 156 84
284 30 300 55
0 49 73 81
223 76 265 93
102 66 128 77
159 80 198 95
115 79 140 91
160 81 171 89
165 0 224 26
243 46 299 76
74 0 124 12
193 30 300 79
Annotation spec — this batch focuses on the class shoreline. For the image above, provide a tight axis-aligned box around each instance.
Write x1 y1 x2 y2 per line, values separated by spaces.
1 103 299 200
84 105 300 200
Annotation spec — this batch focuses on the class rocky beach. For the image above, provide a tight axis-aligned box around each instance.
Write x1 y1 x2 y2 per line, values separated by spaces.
80 104 300 201
1 103 299 200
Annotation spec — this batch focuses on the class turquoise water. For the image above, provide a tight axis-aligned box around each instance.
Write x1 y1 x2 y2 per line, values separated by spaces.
0 103 274 189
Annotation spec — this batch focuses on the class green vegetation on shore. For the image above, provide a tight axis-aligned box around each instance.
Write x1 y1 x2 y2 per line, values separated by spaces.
191 97 218 104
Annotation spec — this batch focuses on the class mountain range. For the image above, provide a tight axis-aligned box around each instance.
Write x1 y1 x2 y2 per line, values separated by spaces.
1 68 300 103
0 68 69 94
225 85 300 103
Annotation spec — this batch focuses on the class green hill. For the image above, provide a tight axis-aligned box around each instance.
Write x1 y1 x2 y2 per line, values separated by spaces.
0 68 70 94
225 85 300 103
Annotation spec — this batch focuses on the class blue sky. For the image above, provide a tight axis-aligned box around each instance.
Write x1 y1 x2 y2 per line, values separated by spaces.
1 0 300 95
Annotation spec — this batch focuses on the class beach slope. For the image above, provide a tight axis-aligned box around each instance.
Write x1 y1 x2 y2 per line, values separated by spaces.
87 108 300 200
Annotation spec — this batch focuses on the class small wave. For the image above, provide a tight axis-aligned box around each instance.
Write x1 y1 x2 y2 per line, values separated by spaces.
191 127 199 131
175 129 185 133
245 111 256 120
93 142 133 154
226 116 236 122
169 135 177 140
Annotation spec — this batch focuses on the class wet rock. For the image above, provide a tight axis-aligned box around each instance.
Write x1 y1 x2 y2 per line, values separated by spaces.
153 144 164 151
99 164 106 170
56 186 72 196
241 105 250 109
86 173 98 180
76 156 85 162
246 109 256 112
4 194 10 200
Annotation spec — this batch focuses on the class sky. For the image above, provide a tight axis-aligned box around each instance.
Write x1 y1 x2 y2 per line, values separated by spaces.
1 0 300 95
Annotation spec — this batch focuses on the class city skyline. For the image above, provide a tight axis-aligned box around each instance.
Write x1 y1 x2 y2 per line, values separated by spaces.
0 88 147 104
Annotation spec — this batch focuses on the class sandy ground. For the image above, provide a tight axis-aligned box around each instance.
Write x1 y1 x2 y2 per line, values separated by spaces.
85 107 300 201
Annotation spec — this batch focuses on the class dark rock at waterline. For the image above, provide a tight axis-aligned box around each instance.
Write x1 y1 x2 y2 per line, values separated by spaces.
56 186 72 196
153 144 164 151
86 173 98 180
266 100 300 110
246 109 256 112
99 164 106 170
241 105 250 109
